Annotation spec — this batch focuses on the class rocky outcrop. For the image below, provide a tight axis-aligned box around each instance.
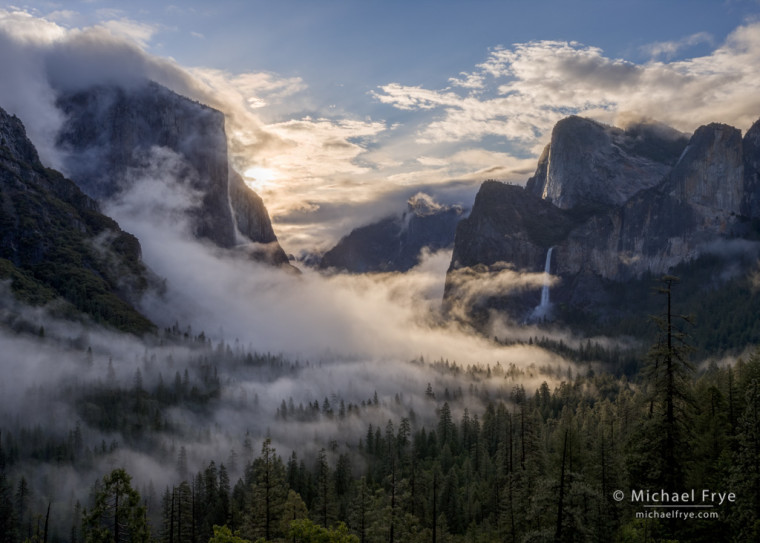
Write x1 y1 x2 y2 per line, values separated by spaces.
449 182 578 273
321 194 465 273
447 115 760 323
0 106 154 333
669 123 744 218
57 81 236 247
742 118 760 217
228 170 289 265
55 81 289 263
526 116 688 209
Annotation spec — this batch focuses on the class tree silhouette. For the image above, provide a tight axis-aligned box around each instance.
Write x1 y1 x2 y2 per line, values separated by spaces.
82 468 149 543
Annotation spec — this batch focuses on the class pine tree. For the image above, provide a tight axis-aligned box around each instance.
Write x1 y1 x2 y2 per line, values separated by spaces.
637 276 695 493
348 477 371 543
313 448 336 528
729 367 760 540
280 490 309 538
0 469 16 543
244 438 288 541
172 480 193 543
176 446 189 482
82 468 149 543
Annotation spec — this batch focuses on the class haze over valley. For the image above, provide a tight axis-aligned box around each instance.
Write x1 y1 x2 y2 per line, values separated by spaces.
1 3 760 542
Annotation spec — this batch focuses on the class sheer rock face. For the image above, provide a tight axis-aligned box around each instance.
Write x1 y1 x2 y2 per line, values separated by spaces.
0 106 154 333
56 81 288 264
447 115 760 322
228 170 289 265
57 81 236 248
525 116 688 209
670 123 744 218
743 118 760 217
449 182 577 274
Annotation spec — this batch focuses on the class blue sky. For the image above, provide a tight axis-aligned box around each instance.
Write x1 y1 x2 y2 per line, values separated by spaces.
2 1 760 252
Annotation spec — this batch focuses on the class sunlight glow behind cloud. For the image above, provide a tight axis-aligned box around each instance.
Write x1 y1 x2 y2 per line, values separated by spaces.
2 8 760 254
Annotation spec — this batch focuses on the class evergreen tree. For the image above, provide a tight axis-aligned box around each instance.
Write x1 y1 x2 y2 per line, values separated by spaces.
289 518 359 542
347 477 370 543
244 438 288 541
631 276 695 493
0 469 16 543
313 448 337 528
280 490 309 538
208 524 251 543
729 368 760 540
82 468 149 543
172 480 194 543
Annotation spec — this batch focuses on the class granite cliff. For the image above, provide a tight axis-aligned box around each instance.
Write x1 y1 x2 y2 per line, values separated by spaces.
447 116 760 326
56 81 289 265
525 116 688 209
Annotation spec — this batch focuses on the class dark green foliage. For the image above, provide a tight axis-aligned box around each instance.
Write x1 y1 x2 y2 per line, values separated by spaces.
0 318 758 541
244 438 288 541
635 276 695 493
5 353 760 542
558 254 760 359
0 470 16 543
0 258 58 305
82 468 149 543
0 108 154 334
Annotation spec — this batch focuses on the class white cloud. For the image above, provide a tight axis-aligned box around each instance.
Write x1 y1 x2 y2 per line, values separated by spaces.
417 156 448 166
4 8 760 256
108 176 555 366
191 68 306 112
372 83 462 111
642 31 714 59
45 10 80 24
0 9 67 44
99 18 159 47
449 71 485 90
373 24 760 153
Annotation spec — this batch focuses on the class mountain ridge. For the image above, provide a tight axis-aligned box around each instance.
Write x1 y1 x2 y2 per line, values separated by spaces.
0 105 154 333
446 115 760 336
319 194 465 273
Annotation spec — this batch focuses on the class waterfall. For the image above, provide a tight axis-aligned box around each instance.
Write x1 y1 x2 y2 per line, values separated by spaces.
530 247 553 321
539 247 553 308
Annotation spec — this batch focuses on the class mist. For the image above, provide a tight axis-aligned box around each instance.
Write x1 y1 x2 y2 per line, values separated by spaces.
0 12 640 542
0 131 581 537
0 245 574 538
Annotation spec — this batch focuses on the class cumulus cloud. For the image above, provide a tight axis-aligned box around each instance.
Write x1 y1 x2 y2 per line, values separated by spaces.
0 9 400 253
262 116 387 184
189 67 307 116
5 8 760 256
373 23 760 155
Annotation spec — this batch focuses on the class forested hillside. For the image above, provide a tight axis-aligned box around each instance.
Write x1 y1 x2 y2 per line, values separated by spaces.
1 293 758 543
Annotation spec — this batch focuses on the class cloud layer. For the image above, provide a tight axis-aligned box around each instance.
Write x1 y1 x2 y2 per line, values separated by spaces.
2 9 760 254
374 24 760 156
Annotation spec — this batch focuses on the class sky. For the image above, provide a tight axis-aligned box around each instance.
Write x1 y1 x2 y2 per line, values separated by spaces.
2 1 760 254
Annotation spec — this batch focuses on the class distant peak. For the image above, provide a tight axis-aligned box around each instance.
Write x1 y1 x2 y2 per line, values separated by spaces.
407 192 447 216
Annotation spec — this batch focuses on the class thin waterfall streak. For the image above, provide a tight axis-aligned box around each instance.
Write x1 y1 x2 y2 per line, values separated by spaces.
529 247 553 322
539 247 553 308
